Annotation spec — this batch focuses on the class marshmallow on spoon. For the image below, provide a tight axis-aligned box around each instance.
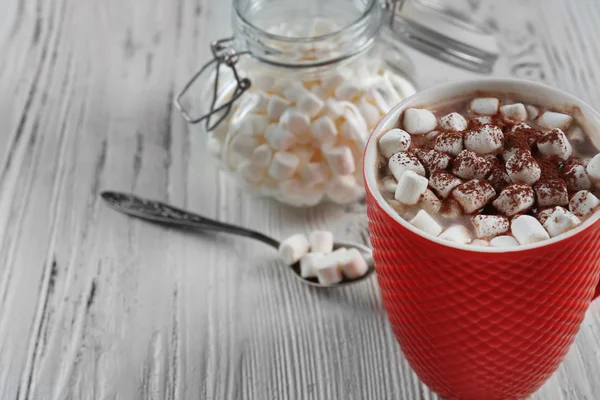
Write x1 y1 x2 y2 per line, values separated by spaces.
490 235 519 248
402 108 437 135
472 215 510 238
499 103 527 121
511 215 550 245
279 234 310 265
469 98 499 115
429 170 463 198
324 146 355 175
340 248 369 279
268 152 300 180
394 170 429 205
378 128 411 159
506 150 541 185
534 179 569 207
452 179 496 213
434 131 464 157
309 230 334 254
439 225 473 244
569 190 600 217
440 112 468 131
537 111 573 130
300 252 324 278
464 124 504 154
388 152 426 181
410 210 443 236
314 248 346 285
493 183 535 216
541 206 581 238
537 128 572 160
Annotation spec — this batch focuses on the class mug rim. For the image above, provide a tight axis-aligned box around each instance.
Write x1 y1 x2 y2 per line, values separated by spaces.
363 77 600 253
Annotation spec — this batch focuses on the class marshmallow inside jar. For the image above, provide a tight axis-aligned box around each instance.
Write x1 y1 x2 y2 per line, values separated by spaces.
174 0 421 208
364 78 600 252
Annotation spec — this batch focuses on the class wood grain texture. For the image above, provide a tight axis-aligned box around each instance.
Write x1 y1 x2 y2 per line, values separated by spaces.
0 0 598 399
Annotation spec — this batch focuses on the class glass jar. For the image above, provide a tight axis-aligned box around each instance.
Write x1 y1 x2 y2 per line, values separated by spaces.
176 0 498 207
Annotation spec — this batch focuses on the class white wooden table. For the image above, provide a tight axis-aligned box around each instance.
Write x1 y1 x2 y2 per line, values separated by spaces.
1 0 599 398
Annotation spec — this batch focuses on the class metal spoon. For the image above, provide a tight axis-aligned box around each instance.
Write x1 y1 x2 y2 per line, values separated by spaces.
100 191 374 288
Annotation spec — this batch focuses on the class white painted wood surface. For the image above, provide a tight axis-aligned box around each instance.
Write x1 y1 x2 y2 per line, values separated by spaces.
1 0 599 398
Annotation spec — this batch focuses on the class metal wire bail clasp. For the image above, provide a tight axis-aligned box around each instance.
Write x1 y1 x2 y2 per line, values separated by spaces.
174 37 251 131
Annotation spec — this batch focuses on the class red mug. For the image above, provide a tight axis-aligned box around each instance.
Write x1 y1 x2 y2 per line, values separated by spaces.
363 78 600 400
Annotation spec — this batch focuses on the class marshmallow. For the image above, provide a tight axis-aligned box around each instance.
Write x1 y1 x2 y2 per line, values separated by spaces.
452 150 492 180
279 179 325 206
464 124 504 154
237 160 266 184
314 248 346 285
429 170 463 198
297 92 324 117
367 87 391 114
489 235 519 248
413 149 452 174
280 108 310 136
534 179 569 207
309 230 334 254
267 95 291 120
334 83 361 101
541 206 581 238
207 133 222 157
300 252 324 278
231 134 260 158
492 183 535 216
586 154 600 180
321 73 346 90
537 111 573 130
469 98 499 115
421 189 442 214
505 150 541 185
472 215 510 238
326 175 364 204
426 130 441 142
511 215 550 245
434 131 464 156
410 210 443 236
340 118 366 144
239 114 268 136
358 99 381 127
294 145 315 164
382 176 398 193
567 126 586 146
471 239 489 246
563 163 592 192
402 108 437 135
321 98 345 120
537 128 572 160
499 103 527 121
324 146 355 176
488 167 512 192
439 225 473 244
526 105 540 120
279 234 310 265
378 128 411 159
439 198 464 219
251 144 273 166
388 152 426 181
311 85 328 99
311 116 338 149
440 112 468 132
340 248 369 279
310 17 339 36
511 122 531 132
394 170 429 205
452 179 496 214
282 82 309 102
569 190 600 217
472 116 492 125
265 124 297 151
300 162 329 185
252 75 275 91
268 152 300 180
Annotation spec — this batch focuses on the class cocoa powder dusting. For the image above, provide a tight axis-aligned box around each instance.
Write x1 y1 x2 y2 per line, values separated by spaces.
535 154 562 181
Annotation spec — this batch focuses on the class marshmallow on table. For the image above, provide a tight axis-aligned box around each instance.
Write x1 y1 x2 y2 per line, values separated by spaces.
297 92 324 117
567 126 586 146
537 111 573 130
562 163 592 192
378 128 411 159
311 116 338 149
493 183 535 216
326 175 364 204
469 98 499 115
300 162 329 185
300 252 324 278
511 215 550 245
569 190 600 217
472 215 510 238
439 225 473 244
499 103 527 121
268 151 300 180
526 105 540 120
388 152 426 181
395 170 429 205
267 95 291 120
506 150 541 185
434 131 464 157
309 230 334 254
452 150 492 180
382 176 398 193
324 146 355 175
540 206 581 238
490 235 519 248
464 124 504 154
440 112 468 131
402 108 437 135
429 170 463 198
265 124 297 151
251 144 273 167
340 248 369 279
452 179 496 214
420 189 442 214
586 154 600 181
413 149 452 174
410 210 443 236
534 179 569 207
279 233 310 265
537 128 572 160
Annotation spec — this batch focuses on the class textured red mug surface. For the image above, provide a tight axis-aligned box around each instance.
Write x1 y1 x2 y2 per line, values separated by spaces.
363 79 600 400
